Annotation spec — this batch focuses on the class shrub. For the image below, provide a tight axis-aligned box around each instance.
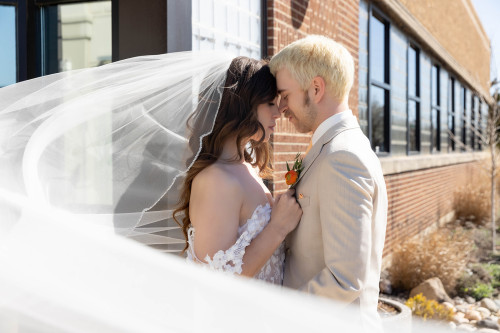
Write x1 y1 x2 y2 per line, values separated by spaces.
389 228 473 294
484 263 500 288
456 264 491 298
469 283 494 300
454 181 491 225
405 293 454 321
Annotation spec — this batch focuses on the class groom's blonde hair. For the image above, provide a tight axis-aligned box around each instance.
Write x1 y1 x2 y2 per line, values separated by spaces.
269 35 354 103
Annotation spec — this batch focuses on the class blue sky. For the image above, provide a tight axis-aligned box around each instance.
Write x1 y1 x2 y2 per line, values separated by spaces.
471 0 500 86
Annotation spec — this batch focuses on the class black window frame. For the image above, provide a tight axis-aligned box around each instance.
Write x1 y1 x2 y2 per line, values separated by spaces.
406 42 420 154
367 5 391 156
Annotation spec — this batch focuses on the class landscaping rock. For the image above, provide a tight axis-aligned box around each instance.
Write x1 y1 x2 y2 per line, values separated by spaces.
455 297 466 305
466 310 482 321
477 319 500 330
477 329 500 333
466 296 477 304
443 301 456 313
481 298 499 313
458 323 477 331
454 317 470 325
477 307 492 319
457 304 472 313
409 277 453 303
494 299 500 309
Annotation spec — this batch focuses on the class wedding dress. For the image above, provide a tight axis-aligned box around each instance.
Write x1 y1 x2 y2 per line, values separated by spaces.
187 203 285 284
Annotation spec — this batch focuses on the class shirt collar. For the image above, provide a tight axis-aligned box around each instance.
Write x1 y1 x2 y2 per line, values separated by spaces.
312 109 353 145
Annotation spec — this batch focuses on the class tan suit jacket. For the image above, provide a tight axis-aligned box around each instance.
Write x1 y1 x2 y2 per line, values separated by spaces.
283 114 387 329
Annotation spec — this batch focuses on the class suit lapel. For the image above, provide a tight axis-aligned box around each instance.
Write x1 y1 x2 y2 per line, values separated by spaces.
293 115 360 187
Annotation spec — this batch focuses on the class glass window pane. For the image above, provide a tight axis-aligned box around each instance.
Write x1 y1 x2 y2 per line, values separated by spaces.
0 5 16 87
470 95 476 149
60 2 111 71
369 14 386 83
431 108 440 151
192 0 261 57
371 86 387 152
461 86 467 148
42 1 112 74
408 100 419 152
408 46 417 97
432 65 439 107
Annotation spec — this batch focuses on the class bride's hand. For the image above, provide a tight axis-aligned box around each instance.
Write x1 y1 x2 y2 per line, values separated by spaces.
268 189 302 240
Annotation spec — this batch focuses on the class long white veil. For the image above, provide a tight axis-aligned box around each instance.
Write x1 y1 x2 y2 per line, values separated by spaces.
0 51 232 252
0 51 446 332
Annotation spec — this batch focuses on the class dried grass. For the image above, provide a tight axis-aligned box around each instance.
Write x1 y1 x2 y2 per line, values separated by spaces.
454 177 491 225
389 228 474 294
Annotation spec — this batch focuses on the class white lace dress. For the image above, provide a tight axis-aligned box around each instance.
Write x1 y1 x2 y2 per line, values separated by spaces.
186 203 285 285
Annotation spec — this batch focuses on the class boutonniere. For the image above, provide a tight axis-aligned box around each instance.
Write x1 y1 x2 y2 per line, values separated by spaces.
285 152 304 187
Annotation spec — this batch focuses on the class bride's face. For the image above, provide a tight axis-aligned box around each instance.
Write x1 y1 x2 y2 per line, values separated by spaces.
252 96 281 142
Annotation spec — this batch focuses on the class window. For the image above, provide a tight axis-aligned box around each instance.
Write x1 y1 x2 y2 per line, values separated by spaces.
448 78 456 151
192 0 262 58
369 11 390 153
461 86 467 151
407 45 420 153
470 95 480 150
478 101 483 150
0 5 16 86
431 64 440 152
41 1 112 75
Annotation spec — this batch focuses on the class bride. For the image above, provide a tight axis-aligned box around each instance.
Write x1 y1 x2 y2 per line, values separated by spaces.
0 51 300 285
175 57 302 283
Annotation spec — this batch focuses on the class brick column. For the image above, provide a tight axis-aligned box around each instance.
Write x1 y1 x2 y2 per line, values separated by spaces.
267 0 360 193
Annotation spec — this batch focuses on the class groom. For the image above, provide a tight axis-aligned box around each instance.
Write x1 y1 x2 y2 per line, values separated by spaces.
269 36 387 329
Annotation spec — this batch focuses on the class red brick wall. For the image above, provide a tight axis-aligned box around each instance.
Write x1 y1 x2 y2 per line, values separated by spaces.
267 0 360 192
383 161 481 257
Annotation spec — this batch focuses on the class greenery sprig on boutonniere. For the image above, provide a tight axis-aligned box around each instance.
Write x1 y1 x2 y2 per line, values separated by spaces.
285 152 304 187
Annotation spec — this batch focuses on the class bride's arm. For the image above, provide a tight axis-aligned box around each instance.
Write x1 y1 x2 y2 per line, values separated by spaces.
190 167 301 277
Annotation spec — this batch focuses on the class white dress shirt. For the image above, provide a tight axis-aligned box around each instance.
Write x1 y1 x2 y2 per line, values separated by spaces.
312 110 354 145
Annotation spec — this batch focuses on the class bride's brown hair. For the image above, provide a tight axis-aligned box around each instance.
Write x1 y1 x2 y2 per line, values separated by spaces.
173 57 277 251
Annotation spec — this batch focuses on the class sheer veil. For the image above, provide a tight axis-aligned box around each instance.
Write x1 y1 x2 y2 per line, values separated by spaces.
0 50 232 252
0 51 432 332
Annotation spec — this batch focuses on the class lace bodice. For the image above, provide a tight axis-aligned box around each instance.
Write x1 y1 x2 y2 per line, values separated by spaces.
186 203 285 284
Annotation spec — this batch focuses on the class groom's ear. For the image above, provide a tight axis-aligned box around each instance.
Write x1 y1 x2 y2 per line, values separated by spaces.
310 76 326 103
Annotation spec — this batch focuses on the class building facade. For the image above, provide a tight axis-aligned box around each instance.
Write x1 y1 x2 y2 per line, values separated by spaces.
0 0 492 259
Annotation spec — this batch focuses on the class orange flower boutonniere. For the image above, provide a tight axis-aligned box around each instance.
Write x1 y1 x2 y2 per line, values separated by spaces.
285 153 304 187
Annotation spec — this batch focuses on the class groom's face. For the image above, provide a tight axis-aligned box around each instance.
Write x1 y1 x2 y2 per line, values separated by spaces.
275 68 315 133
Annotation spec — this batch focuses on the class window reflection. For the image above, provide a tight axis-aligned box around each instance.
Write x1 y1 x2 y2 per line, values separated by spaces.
0 5 16 87
42 1 111 74
431 65 440 152
432 65 439 106
370 14 386 84
371 86 386 152
192 0 261 58
408 100 419 152
448 78 455 151
408 46 418 97
461 86 467 149
431 108 439 151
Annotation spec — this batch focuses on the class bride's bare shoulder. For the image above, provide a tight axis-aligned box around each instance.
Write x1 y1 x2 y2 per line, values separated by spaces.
192 163 242 196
